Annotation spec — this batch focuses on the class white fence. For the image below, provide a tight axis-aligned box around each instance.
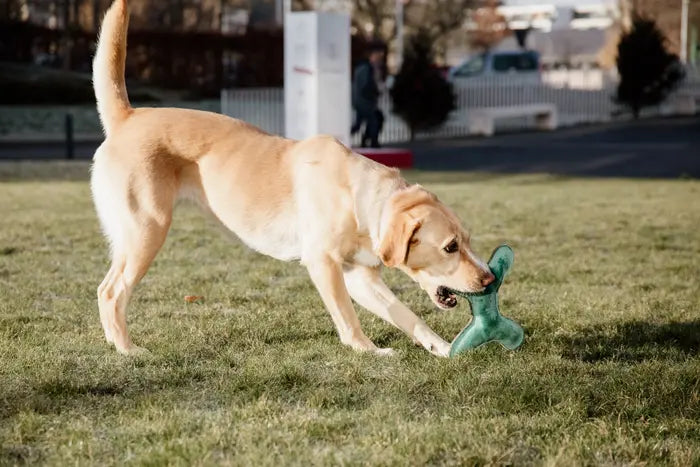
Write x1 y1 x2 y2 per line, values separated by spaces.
221 67 700 145
542 68 616 90
221 87 284 136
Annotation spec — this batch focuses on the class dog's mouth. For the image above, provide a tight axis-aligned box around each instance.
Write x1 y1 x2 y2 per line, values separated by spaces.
435 286 458 308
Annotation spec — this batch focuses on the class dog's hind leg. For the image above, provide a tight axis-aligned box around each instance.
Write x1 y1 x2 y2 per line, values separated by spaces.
92 154 175 355
97 217 171 355
97 259 123 344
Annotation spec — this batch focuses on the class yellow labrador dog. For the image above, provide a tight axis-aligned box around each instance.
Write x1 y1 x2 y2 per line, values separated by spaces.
91 0 495 357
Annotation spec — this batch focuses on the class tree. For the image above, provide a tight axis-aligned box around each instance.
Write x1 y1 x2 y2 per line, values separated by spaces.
403 0 474 60
294 0 475 60
467 0 510 51
615 16 684 118
1 1 23 21
390 30 455 140
626 0 694 57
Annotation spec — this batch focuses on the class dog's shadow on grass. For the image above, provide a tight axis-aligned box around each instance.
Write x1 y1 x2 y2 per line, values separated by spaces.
559 320 700 363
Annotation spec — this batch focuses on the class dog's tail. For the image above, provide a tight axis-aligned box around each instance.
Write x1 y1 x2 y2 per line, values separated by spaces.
93 0 131 136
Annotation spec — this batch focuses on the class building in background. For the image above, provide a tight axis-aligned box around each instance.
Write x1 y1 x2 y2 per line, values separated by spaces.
569 3 617 30
1 0 226 32
1 0 696 94
497 3 557 32
494 0 618 67
490 0 699 66
445 0 620 67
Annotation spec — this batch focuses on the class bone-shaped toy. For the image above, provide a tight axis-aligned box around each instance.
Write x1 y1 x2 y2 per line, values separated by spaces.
449 245 524 356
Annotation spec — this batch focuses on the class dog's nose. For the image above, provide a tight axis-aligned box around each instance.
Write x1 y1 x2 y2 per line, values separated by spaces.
481 272 496 287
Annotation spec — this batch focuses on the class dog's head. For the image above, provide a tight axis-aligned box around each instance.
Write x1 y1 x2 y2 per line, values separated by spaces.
377 185 494 309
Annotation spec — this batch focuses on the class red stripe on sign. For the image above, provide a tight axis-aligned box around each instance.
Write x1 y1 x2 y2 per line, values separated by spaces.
293 66 314 75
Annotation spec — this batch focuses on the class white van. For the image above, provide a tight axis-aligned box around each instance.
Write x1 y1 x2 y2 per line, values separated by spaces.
448 50 542 86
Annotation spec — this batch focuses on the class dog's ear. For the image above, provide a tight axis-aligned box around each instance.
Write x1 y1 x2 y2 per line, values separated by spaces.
378 214 422 268
378 185 436 267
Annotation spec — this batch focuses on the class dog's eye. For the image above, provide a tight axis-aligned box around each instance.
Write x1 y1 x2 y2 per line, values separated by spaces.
443 239 458 254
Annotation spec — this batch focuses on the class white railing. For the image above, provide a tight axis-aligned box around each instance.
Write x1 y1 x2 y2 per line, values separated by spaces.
542 68 617 90
679 64 700 94
221 66 699 145
221 87 284 136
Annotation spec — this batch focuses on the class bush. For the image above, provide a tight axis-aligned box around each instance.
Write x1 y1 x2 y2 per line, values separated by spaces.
616 17 684 118
0 62 160 105
390 30 455 140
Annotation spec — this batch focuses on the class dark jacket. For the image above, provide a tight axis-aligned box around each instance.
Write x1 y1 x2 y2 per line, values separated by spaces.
352 60 380 115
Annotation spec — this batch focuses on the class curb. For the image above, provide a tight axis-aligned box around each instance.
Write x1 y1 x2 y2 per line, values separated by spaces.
354 148 414 169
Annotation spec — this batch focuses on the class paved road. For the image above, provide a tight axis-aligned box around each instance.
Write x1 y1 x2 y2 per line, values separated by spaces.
408 117 700 178
1 116 698 178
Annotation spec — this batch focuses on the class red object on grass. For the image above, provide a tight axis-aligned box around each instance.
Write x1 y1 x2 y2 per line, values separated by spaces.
354 147 413 169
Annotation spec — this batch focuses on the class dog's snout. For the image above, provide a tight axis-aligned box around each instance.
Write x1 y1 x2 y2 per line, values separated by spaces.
481 271 496 287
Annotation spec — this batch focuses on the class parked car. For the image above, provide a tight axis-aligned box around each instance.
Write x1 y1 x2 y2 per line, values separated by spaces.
448 50 542 86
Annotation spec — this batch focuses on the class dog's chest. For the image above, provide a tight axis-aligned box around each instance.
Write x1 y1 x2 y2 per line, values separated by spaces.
344 232 380 267
348 234 381 267
353 248 381 267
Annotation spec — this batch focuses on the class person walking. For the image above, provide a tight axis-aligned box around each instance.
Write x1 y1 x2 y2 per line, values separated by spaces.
351 42 385 148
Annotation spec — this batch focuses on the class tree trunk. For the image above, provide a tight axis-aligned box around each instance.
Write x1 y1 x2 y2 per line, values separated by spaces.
72 0 79 27
62 0 72 70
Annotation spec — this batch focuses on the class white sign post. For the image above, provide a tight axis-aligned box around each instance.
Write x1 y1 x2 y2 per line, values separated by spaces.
284 11 351 146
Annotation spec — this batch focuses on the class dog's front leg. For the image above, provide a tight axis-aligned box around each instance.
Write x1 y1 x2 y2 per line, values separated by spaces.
343 265 451 357
305 254 394 355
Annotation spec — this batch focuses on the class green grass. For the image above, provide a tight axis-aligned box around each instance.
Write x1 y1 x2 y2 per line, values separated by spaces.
1 162 699 465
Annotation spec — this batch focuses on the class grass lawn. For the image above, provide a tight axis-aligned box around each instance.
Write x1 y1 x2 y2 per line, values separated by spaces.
1 162 699 465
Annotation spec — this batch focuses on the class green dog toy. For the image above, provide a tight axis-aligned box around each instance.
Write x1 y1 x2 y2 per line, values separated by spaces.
449 245 524 357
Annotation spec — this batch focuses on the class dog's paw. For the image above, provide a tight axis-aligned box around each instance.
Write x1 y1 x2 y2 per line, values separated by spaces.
428 342 451 358
117 345 151 357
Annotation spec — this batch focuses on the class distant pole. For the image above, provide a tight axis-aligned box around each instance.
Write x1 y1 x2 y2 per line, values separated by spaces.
681 0 689 63
280 0 290 22
395 0 404 71
62 0 72 70
65 114 74 160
